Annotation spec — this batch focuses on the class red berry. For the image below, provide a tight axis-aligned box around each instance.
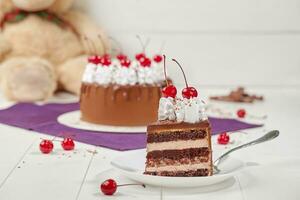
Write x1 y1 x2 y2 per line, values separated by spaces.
140 57 151 67
237 109 246 118
39 140 54 154
217 132 230 145
116 54 127 61
101 179 117 195
162 85 177 98
61 138 75 151
100 57 111 66
88 55 101 65
135 53 145 61
182 87 198 99
153 55 163 63
120 59 131 68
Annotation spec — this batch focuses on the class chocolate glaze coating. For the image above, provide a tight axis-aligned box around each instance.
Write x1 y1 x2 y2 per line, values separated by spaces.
80 83 161 126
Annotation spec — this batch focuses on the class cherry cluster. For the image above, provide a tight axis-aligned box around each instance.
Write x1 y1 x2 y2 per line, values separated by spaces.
161 55 198 99
39 138 75 154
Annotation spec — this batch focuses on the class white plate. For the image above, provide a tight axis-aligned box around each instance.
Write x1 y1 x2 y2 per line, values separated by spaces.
57 111 146 133
111 149 245 188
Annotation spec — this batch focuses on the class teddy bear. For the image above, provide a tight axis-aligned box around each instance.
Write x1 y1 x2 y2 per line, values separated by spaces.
0 0 109 102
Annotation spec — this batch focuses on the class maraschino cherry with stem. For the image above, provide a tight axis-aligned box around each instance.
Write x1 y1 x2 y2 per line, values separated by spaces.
172 59 198 99
100 179 145 196
237 108 246 118
84 36 101 65
161 55 177 98
108 36 127 61
153 54 163 63
218 132 230 145
153 41 165 63
39 139 54 154
120 58 131 68
135 35 150 62
61 137 75 151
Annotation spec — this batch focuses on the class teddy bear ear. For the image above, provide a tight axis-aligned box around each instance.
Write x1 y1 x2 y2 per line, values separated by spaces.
49 0 74 14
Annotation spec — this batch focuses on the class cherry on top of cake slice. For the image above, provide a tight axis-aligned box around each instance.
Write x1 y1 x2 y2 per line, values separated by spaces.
158 56 207 124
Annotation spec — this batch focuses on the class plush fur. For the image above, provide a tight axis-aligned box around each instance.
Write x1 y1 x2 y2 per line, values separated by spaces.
0 0 109 101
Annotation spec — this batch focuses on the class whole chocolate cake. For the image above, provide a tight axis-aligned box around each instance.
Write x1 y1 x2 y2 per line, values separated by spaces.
80 53 166 126
144 58 213 177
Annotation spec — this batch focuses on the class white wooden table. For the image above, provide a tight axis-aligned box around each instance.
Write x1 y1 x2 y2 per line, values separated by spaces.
0 87 299 200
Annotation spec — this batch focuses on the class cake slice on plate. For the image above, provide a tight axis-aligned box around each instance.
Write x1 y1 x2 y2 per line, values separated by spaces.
144 57 213 176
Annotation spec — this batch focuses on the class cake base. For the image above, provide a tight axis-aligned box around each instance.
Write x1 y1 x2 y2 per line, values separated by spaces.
80 83 161 126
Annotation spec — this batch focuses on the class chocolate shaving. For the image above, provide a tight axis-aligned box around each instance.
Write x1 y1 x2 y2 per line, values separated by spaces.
210 87 263 103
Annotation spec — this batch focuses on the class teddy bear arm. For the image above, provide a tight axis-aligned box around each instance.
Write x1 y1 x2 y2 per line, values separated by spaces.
57 55 87 95
63 10 110 55
0 35 12 61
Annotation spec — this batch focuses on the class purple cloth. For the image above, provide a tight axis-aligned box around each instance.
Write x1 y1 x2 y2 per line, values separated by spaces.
0 103 263 151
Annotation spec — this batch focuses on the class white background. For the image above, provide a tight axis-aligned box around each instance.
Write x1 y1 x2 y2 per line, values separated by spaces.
75 0 300 87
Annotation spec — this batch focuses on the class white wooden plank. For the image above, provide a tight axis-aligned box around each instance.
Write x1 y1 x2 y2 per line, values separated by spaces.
0 125 38 187
103 33 300 86
236 155 300 200
0 134 96 200
75 0 300 32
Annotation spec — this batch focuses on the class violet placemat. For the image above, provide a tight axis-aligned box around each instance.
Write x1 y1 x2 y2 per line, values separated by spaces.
0 103 263 151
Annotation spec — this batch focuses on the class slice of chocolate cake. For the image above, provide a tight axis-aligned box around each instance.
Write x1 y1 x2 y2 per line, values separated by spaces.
144 57 213 177
145 120 212 176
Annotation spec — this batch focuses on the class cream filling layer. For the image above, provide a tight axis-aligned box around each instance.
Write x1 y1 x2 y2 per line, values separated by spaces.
146 163 210 172
147 139 209 152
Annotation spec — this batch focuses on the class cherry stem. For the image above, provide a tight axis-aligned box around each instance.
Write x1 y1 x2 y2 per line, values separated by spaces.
109 36 123 53
159 41 166 54
163 55 169 86
136 35 150 53
117 184 146 188
97 34 107 54
172 58 189 88
84 36 97 55
83 35 93 55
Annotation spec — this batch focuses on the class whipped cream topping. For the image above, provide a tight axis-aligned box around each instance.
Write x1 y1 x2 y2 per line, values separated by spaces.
151 63 165 83
94 65 113 85
114 66 137 85
158 96 207 123
82 63 97 83
137 67 156 85
158 97 176 121
82 57 164 85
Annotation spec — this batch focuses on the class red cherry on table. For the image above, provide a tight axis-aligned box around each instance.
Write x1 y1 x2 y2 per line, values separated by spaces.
88 55 101 65
120 59 131 68
153 55 163 63
61 138 75 151
162 85 177 98
101 179 117 195
217 132 230 145
135 53 145 61
116 54 127 61
237 109 246 118
39 140 54 154
182 87 198 99
140 57 151 67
